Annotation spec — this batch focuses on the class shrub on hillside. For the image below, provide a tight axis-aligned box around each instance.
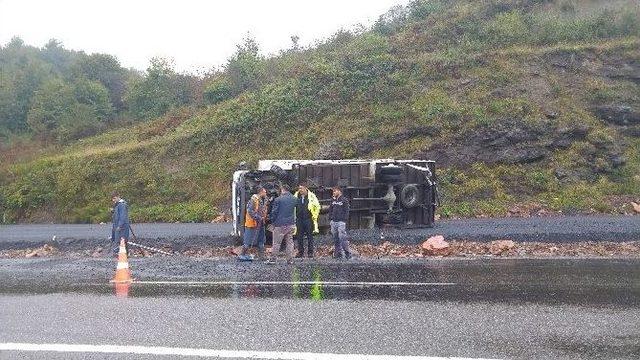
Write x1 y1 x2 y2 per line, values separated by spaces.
203 77 233 105
1 161 57 221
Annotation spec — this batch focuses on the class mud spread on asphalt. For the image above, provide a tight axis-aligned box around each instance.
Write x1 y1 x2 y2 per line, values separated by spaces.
2 240 640 259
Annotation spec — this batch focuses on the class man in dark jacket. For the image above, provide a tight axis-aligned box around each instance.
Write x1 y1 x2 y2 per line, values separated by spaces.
294 182 319 258
110 191 130 257
267 184 297 264
329 186 351 259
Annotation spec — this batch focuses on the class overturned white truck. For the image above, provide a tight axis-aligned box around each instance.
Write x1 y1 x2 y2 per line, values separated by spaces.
232 159 438 237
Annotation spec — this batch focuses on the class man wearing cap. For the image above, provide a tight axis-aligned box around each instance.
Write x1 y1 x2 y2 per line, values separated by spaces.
329 186 351 259
241 186 268 260
110 191 130 257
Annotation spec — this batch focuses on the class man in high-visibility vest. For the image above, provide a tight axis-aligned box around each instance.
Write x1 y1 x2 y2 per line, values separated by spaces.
241 186 268 260
293 182 320 258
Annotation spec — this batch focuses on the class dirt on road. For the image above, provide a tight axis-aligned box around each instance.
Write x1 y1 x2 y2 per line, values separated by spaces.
2 240 639 259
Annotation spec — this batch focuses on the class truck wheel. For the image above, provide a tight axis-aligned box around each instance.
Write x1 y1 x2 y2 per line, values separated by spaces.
400 184 421 208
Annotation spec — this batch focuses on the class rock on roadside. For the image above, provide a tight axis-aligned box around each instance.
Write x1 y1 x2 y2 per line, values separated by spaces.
422 235 450 256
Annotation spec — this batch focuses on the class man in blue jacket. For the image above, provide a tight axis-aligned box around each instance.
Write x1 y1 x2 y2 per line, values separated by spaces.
329 186 351 259
267 184 297 264
110 191 130 257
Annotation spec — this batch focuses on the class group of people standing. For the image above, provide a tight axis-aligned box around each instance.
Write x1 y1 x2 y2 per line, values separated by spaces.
109 184 352 263
241 183 352 264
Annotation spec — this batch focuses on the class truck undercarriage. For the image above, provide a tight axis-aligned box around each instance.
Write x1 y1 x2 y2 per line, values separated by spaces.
232 159 438 237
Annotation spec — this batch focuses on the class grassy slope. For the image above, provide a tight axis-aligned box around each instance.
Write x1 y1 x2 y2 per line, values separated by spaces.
1 0 639 223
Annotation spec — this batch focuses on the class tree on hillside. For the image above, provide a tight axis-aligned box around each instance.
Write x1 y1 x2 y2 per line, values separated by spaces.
0 37 134 139
0 48 53 133
27 79 77 138
374 5 409 35
74 53 128 112
27 78 112 141
125 57 177 120
226 36 264 94
203 36 265 105
72 78 113 121
41 39 75 74
173 73 202 107
125 57 201 120
290 35 301 51
0 75 22 133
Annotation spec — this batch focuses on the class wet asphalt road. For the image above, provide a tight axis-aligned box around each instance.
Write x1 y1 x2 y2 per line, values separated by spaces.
0 258 639 359
1 215 639 251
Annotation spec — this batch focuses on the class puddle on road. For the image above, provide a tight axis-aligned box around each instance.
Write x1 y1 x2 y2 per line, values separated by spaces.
107 281 452 301
1 259 639 306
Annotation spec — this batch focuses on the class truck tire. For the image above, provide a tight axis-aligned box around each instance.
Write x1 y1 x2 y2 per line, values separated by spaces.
400 184 421 208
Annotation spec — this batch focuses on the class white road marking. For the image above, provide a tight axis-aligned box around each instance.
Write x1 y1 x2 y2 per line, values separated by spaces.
133 280 456 287
0 343 499 360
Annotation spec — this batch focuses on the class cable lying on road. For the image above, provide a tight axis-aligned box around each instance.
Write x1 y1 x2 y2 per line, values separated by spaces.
128 225 173 256
127 241 173 256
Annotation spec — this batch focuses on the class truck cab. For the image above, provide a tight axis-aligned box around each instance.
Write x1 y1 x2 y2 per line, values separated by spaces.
232 159 438 237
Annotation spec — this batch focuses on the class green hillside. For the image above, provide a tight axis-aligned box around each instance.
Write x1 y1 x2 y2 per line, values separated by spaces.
1 0 639 223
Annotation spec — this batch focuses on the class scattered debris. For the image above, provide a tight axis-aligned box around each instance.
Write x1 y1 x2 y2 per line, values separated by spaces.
91 247 103 258
231 246 243 256
489 240 516 255
144 240 640 259
632 202 640 214
211 213 230 223
2 240 640 259
1 244 60 258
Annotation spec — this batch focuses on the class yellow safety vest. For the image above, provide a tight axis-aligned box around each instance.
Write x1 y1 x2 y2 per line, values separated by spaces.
293 190 321 234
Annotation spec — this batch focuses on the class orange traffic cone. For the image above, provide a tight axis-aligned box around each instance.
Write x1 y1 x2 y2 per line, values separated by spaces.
114 282 130 297
111 238 132 284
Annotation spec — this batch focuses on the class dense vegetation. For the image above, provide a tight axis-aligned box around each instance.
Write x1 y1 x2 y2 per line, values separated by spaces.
0 39 203 142
1 0 639 223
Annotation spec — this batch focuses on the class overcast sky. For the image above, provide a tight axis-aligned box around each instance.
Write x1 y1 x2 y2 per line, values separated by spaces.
0 0 407 73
